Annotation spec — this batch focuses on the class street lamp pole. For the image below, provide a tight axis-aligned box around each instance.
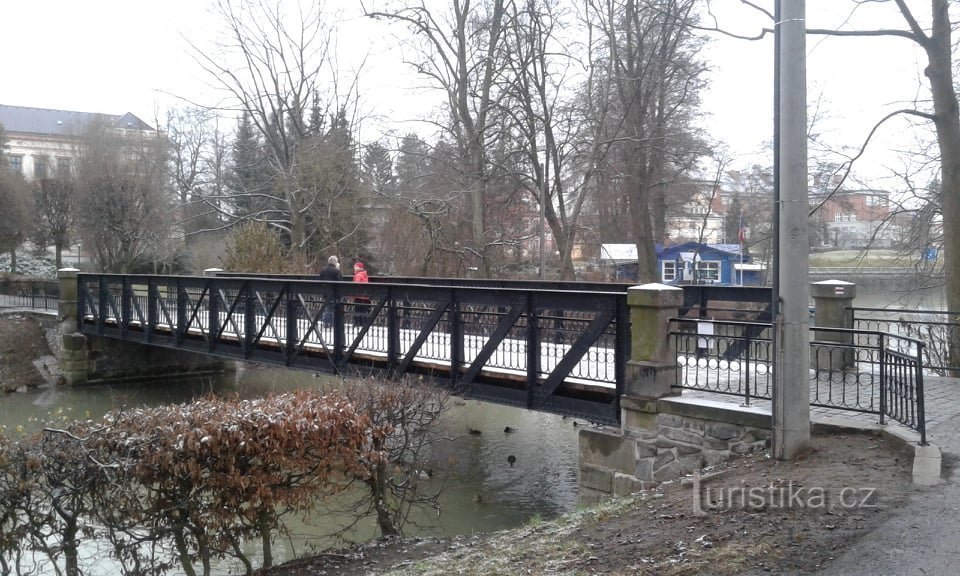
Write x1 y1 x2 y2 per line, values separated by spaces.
772 0 811 460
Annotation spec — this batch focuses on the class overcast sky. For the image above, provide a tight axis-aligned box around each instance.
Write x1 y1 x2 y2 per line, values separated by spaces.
0 0 935 181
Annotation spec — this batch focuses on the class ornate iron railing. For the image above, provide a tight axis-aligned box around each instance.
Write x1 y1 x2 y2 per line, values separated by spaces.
0 278 59 311
672 318 926 442
849 306 960 376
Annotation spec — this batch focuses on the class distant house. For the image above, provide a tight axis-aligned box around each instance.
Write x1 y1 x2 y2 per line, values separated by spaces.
600 242 765 285
0 104 154 180
812 189 897 249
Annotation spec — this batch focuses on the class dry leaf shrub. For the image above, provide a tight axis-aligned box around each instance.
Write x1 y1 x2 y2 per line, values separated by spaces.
0 390 380 576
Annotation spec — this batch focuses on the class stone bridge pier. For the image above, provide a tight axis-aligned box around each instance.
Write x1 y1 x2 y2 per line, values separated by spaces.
578 283 773 504
57 269 227 385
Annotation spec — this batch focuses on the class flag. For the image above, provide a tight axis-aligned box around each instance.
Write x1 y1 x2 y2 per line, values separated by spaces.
737 214 746 244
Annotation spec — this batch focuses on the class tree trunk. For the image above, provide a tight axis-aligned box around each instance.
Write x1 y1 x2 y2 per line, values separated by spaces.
925 0 960 371
259 510 273 568
63 519 79 576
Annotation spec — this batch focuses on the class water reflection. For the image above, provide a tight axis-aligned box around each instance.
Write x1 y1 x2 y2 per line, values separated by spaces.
0 364 581 572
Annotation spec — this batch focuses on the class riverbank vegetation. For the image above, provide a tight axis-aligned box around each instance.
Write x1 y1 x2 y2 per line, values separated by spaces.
0 379 447 576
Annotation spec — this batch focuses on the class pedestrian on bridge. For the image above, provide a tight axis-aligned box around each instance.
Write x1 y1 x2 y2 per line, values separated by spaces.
319 255 342 324
352 261 370 326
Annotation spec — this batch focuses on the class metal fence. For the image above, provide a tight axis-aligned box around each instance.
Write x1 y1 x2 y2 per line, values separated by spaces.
0 278 59 311
850 306 960 376
672 318 926 442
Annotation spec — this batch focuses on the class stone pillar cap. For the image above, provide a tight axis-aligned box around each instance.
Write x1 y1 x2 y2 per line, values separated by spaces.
58 267 80 272
812 279 854 285
629 283 683 291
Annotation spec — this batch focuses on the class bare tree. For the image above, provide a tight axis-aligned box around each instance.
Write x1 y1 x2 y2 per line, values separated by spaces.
0 166 32 273
499 0 593 280
366 0 511 276
190 0 365 262
33 174 76 269
166 106 228 236
75 117 174 273
586 0 709 282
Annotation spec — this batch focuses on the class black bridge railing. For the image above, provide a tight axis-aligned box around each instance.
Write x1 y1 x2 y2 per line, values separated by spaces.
77 273 629 425
671 318 926 443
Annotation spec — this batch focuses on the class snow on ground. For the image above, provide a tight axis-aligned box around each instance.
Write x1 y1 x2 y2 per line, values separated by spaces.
0 245 59 278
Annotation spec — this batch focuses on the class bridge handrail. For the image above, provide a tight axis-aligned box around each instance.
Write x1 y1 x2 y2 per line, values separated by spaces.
75 272 630 425
670 317 926 442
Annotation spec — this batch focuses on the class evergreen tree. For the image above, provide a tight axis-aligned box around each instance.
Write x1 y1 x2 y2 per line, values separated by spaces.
228 112 272 220
362 141 396 198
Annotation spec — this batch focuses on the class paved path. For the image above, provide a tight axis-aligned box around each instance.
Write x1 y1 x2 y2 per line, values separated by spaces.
808 411 960 576
717 374 960 576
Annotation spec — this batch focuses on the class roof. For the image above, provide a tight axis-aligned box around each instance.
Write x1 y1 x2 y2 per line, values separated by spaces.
660 242 745 259
0 104 153 137
600 243 637 262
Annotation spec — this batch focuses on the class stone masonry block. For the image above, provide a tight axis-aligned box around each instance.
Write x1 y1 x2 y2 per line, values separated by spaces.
613 472 643 497
622 408 658 436
653 460 684 482
579 429 636 474
705 421 743 441
660 426 705 447
658 413 687 428
580 464 614 493
702 449 731 468
654 449 677 470
61 333 87 352
579 486 612 507
703 437 732 451
634 458 654 482
678 453 704 474
636 439 657 459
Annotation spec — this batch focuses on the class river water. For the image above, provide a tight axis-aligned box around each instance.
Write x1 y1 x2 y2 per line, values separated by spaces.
1 364 580 573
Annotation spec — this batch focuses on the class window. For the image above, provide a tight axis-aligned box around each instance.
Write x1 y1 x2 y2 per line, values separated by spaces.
7 155 23 174
662 261 677 282
57 157 71 178
696 261 721 282
33 156 48 179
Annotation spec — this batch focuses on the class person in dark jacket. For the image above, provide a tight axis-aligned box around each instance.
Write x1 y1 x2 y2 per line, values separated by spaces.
319 255 342 324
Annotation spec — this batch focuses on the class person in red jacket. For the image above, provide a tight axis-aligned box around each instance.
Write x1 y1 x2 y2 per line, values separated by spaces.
352 261 370 325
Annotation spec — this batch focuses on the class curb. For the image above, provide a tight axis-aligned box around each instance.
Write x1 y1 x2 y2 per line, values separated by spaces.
812 416 941 486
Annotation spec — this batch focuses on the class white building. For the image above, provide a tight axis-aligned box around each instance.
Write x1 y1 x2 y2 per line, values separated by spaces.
0 104 154 180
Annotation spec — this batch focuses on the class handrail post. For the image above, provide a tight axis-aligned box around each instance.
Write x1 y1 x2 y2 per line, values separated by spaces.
332 284 343 365
208 278 219 352
97 276 108 336
525 291 540 409
878 333 886 426
121 276 132 339
286 284 298 365
244 282 255 356
744 329 752 407
387 286 399 375
917 341 926 445
147 278 157 343
176 278 187 346
450 288 463 388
